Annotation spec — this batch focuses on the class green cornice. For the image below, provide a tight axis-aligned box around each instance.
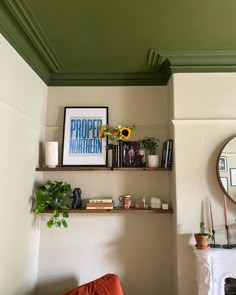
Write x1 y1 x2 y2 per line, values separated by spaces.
49 67 169 86
0 1 50 84
2 1 236 86
160 50 236 73
2 0 63 73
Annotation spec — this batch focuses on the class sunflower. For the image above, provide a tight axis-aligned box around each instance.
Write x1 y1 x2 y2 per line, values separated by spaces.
99 126 105 138
120 127 132 140
111 128 120 138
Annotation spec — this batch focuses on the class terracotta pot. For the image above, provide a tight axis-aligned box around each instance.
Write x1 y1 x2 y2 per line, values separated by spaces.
194 233 210 250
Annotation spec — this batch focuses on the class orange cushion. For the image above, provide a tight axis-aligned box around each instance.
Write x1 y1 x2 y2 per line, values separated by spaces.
61 285 89 295
61 274 123 295
88 274 124 295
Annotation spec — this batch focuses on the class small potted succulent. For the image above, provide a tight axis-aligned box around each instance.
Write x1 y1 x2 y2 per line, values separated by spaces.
139 136 159 167
194 222 212 250
33 180 72 228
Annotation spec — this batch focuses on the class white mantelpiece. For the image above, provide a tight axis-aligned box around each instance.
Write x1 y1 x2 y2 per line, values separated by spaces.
194 248 236 295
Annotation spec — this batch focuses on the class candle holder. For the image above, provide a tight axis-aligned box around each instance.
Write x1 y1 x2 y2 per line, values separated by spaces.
222 244 235 249
209 230 222 248
222 225 236 249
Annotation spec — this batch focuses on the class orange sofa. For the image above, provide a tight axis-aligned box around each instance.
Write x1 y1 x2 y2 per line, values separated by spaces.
61 274 124 295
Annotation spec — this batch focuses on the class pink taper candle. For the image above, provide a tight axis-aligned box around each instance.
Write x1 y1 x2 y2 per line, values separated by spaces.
223 195 228 226
209 200 214 231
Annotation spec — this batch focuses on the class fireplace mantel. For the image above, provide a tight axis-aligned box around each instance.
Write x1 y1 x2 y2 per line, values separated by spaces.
194 248 236 295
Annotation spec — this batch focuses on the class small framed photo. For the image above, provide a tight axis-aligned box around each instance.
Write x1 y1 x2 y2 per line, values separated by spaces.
220 177 228 192
122 141 146 167
230 168 236 186
62 106 108 166
219 156 227 172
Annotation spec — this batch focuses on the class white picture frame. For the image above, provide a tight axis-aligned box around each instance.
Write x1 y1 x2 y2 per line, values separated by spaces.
230 168 236 186
220 177 228 192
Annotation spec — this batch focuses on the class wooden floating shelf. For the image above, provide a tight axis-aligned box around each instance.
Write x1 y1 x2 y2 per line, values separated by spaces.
43 208 173 214
36 167 171 172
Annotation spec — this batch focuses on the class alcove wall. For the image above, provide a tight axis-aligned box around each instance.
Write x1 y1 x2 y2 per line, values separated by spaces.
36 86 174 295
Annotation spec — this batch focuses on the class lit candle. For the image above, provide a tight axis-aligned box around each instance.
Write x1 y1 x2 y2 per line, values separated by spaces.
209 200 214 231
224 195 228 226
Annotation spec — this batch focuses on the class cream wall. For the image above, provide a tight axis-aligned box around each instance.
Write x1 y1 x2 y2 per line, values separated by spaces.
36 86 173 295
3 27 236 295
0 34 47 294
172 73 236 295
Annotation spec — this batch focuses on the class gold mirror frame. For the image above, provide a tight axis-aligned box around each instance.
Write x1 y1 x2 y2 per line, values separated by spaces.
216 136 236 204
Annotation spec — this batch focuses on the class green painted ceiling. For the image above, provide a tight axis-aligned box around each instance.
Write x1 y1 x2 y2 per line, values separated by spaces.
1 0 236 85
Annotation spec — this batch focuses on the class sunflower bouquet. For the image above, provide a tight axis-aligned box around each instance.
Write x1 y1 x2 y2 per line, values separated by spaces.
99 124 134 149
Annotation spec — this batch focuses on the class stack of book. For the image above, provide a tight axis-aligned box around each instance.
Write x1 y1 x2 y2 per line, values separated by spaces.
161 139 174 168
86 197 113 210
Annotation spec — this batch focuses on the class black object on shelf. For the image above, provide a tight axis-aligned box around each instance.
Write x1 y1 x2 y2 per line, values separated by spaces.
209 229 222 248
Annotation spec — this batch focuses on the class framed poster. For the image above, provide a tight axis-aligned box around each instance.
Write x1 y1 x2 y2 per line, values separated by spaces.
62 107 108 166
219 156 227 172
220 177 228 192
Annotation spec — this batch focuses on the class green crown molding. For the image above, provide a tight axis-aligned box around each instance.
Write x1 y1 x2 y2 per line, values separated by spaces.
2 0 236 87
2 0 63 73
49 66 169 86
160 50 236 73
0 1 50 84
146 49 164 70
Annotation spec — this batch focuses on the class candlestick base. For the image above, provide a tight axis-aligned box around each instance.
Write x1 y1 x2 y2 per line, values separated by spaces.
222 244 236 249
209 243 222 248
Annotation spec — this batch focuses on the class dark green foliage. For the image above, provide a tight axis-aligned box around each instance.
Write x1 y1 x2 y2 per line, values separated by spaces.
33 180 72 228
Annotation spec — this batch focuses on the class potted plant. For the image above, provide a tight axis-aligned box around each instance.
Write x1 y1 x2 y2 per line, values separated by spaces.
33 180 72 228
194 222 212 250
139 136 159 167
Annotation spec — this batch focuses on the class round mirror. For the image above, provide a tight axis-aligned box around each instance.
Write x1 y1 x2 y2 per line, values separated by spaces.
217 136 236 204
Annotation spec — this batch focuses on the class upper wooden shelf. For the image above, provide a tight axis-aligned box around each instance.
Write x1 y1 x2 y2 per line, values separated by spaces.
35 166 171 172
43 208 173 214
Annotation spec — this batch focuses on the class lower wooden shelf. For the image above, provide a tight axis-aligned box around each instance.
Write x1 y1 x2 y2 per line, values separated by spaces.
36 167 171 171
43 208 173 214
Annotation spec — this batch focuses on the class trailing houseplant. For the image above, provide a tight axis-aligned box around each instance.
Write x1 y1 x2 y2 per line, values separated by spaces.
33 180 72 228
194 221 212 250
139 136 159 167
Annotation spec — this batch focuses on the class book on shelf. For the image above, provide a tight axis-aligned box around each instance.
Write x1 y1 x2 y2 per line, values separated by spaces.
86 203 113 210
86 202 113 207
161 140 168 168
161 139 173 168
167 139 173 168
88 198 113 203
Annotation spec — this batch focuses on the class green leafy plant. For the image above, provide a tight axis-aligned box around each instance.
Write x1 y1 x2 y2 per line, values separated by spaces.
33 180 72 228
200 221 212 238
139 137 159 155
200 221 207 234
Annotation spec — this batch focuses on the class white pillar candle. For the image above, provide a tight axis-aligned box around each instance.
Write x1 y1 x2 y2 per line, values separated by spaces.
45 141 58 168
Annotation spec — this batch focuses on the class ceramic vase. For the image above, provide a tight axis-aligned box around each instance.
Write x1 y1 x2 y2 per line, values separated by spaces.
148 155 159 167
45 141 58 168
119 195 131 209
